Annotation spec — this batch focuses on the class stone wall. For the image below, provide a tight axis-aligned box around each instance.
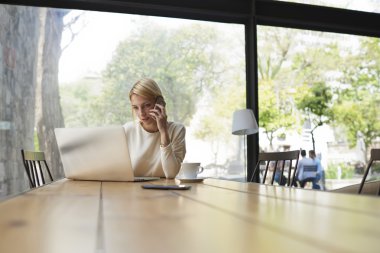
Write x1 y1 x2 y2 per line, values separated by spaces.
0 5 40 198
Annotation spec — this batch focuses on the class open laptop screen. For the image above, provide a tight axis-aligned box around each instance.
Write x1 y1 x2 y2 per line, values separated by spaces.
55 126 135 181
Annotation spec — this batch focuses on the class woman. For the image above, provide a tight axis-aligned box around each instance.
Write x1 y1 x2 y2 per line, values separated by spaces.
123 78 186 178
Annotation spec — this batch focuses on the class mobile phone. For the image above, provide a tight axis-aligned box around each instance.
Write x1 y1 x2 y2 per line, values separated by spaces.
155 96 166 107
142 184 191 190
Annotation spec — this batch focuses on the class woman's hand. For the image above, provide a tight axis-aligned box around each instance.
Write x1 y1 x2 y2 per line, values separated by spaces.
149 104 170 146
149 103 167 131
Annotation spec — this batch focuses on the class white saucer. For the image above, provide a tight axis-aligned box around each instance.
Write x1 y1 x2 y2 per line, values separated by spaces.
176 178 205 183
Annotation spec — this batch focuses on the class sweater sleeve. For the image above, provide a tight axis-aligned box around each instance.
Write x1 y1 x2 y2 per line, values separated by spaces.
160 124 186 178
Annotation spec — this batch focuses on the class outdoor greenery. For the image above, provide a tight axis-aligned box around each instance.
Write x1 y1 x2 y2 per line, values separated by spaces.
61 20 246 164
371 162 380 175
326 162 380 180
59 17 380 174
295 82 334 150
257 27 298 149
333 37 380 161
101 22 223 126
325 163 355 179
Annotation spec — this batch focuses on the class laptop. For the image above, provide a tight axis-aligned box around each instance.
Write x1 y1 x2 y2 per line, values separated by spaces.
54 126 160 182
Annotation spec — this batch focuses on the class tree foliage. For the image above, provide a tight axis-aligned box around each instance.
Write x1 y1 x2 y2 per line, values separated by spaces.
96 22 221 126
332 37 380 155
291 34 380 155
259 79 296 149
60 78 102 126
257 27 297 149
295 82 334 127
59 21 380 165
295 81 334 150
334 99 380 151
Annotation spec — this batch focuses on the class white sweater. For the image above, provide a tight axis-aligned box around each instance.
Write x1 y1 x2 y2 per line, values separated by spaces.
123 121 186 178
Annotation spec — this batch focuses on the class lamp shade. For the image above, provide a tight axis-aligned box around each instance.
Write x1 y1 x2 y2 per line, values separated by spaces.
232 109 259 135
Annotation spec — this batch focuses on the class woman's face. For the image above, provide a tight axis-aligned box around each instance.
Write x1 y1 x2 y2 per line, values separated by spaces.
130 94 156 125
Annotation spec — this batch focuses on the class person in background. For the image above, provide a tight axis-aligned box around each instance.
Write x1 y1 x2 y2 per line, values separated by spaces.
316 152 325 190
296 150 311 187
296 149 321 189
123 78 186 178
309 150 322 189
272 160 288 186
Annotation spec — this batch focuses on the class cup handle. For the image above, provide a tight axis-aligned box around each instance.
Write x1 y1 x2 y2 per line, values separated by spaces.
198 166 204 174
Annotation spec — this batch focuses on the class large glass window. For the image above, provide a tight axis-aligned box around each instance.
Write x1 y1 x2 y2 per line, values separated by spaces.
0 4 245 198
257 25 380 190
60 11 246 180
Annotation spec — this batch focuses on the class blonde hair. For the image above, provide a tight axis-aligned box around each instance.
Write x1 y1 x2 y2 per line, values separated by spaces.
129 78 163 101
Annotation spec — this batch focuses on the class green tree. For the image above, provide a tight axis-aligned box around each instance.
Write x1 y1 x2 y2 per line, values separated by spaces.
192 26 246 164
333 37 380 161
295 82 334 151
96 21 221 126
60 76 103 127
194 74 246 163
291 38 344 152
257 27 297 150
334 99 380 162
259 79 296 150
292 42 342 85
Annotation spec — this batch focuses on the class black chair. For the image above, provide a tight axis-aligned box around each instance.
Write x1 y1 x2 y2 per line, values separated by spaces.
358 149 380 195
21 149 53 188
250 150 300 187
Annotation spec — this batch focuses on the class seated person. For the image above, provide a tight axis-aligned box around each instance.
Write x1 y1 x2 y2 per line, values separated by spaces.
274 170 288 186
265 160 288 186
124 78 186 179
296 150 322 189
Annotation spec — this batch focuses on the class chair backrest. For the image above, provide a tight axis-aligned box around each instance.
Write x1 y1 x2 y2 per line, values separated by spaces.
21 149 53 188
358 149 380 195
250 150 300 187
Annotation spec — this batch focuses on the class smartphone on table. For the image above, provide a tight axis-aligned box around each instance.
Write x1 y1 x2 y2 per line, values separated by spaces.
142 184 191 190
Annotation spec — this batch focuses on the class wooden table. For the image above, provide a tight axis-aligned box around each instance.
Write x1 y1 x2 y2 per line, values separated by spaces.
0 178 379 253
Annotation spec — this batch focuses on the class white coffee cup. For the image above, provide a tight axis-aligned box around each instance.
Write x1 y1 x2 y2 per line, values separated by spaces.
180 162 204 179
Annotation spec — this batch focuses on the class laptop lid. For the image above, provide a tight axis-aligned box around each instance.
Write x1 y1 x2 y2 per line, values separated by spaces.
54 126 135 181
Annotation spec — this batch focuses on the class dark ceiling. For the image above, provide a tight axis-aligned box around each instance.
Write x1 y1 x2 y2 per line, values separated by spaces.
0 0 251 13
1 0 380 37
0 0 252 23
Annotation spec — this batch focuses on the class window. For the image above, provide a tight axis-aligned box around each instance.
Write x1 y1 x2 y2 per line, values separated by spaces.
0 4 245 198
257 25 380 189
60 11 246 180
2 0 379 198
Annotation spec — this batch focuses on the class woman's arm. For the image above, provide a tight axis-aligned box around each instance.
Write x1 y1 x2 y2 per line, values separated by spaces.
160 125 186 178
